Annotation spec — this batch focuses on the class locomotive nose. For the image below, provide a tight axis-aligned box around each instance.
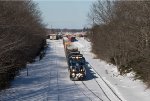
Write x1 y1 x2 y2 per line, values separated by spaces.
77 73 84 79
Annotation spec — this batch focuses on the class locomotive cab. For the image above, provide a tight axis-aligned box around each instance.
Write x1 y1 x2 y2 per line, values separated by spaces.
69 55 86 80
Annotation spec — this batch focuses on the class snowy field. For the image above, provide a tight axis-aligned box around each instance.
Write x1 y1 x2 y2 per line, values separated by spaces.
76 38 150 101
0 38 150 101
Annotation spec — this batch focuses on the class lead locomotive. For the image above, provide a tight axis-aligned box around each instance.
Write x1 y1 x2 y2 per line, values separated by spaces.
63 36 86 80
68 54 86 80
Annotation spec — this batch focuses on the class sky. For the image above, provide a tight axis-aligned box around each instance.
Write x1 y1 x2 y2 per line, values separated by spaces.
34 0 96 29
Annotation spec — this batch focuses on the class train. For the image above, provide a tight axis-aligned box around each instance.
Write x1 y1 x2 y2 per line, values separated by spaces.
63 36 86 80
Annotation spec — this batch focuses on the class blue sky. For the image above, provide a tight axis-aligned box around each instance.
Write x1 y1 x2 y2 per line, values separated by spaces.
34 0 96 29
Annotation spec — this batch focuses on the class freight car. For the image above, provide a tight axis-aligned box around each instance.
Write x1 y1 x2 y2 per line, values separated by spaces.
65 44 78 56
63 37 70 49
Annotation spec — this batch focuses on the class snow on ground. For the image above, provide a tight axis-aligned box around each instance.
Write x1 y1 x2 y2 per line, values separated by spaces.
77 37 150 101
1 38 150 101
0 39 89 101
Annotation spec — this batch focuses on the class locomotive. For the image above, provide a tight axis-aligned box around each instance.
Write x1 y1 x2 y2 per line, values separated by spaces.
63 36 86 80
68 54 86 80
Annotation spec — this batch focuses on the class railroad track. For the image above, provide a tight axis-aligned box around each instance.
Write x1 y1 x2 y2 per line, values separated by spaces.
81 38 123 101
47 41 60 101
74 81 93 101
74 80 104 101
86 63 123 101
81 81 104 101
53 40 122 101
73 63 123 101
55 41 60 101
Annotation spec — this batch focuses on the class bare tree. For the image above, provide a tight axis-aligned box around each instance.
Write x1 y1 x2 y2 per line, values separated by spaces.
0 1 46 90
88 0 150 87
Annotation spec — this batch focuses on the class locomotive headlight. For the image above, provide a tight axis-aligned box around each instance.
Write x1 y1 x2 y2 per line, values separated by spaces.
72 73 75 76
72 73 75 77
80 69 85 72
76 56 79 59
72 69 75 72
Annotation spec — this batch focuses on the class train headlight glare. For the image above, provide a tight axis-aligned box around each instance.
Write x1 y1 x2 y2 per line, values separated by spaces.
72 73 75 77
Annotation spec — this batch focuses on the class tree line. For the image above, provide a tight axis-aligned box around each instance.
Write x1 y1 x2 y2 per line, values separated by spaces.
0 1 46 90
88 0 150 87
